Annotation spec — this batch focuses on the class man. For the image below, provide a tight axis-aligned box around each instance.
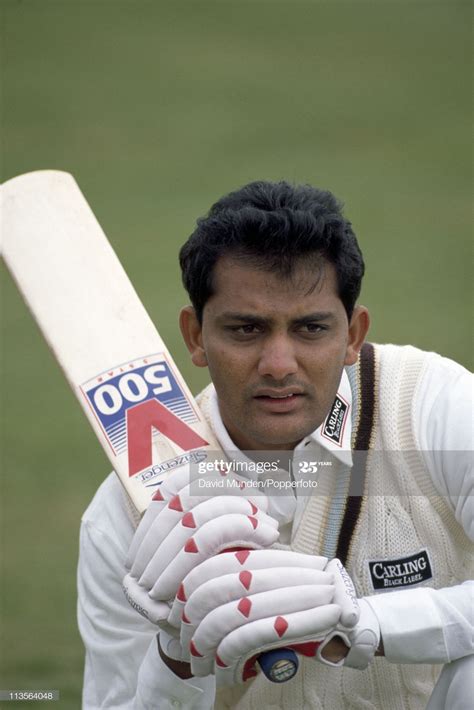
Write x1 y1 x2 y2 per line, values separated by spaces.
78 181 473 709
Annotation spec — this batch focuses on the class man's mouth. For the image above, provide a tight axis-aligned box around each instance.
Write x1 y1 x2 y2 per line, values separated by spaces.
253 390 305 411
254 388 304 399
262 393 294 399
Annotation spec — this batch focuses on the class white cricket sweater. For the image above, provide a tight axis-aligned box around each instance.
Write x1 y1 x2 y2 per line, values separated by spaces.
78 343 473 709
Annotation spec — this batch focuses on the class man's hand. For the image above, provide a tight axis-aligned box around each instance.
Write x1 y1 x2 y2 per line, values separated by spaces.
170 552 359 686
316 560 382 670
125 465 271 568
123 468 278 624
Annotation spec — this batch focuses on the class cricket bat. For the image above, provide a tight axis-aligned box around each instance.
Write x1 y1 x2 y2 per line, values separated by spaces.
0 170 221 514
0 170 299 683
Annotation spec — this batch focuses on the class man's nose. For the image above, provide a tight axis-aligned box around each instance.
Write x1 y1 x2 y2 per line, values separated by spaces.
257 334 298 380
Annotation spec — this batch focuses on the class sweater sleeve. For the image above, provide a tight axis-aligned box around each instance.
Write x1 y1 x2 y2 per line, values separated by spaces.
416 355 474 542
365 355 474 665
365 581 474 664
78 514 215 708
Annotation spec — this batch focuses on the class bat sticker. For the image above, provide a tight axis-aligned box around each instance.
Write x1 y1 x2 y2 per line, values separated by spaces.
81 354 207 475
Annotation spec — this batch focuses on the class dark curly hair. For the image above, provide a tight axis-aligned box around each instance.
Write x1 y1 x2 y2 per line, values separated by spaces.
179 180 365 322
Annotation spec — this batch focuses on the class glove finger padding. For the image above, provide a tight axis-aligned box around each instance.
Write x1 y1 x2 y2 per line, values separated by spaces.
125 494 167 570
178 567 333 638
198 603 341 685
126 471 269 571
122 572 171 624
125 465 199 567
164 549 338 683
325 558 360 628
185 584 335 671
149 513 279 600
168 549 329 627
135 496 277 589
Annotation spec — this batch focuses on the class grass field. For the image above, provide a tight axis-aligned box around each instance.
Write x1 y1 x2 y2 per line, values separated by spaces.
1 1 472 707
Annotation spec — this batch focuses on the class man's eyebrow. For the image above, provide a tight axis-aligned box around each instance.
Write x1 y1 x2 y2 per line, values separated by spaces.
292 312 336 325
217 312 270 325
217 311 336 325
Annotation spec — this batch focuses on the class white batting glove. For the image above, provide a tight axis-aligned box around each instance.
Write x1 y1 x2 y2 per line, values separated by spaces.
171 551 359 686
316 560 381 670
157 628 188 665
125 465 270 567
122 469 278 625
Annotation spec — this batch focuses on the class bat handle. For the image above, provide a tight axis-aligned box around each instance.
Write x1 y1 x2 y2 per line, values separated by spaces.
257 647 299 683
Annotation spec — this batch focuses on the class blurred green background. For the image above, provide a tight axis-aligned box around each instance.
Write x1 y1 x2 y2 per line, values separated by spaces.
1 0 471 707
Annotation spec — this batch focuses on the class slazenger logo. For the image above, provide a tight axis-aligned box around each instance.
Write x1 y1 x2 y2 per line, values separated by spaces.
368 550 433 590
122 584 149 619
140 450 208 485
321 394 349 447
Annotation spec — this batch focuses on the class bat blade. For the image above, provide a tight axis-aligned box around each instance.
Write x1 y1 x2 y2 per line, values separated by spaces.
1 170 219 513
1 171 295 682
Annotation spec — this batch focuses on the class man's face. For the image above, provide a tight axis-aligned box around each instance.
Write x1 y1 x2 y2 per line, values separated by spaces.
181 256 367 451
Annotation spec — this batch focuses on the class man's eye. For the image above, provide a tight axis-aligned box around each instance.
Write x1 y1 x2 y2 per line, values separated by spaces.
238 324 260 334
299 323 326 334
228 324 261 335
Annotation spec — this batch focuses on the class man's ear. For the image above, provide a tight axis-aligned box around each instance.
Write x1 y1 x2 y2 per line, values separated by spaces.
344 306 370 366
179 306 208 368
